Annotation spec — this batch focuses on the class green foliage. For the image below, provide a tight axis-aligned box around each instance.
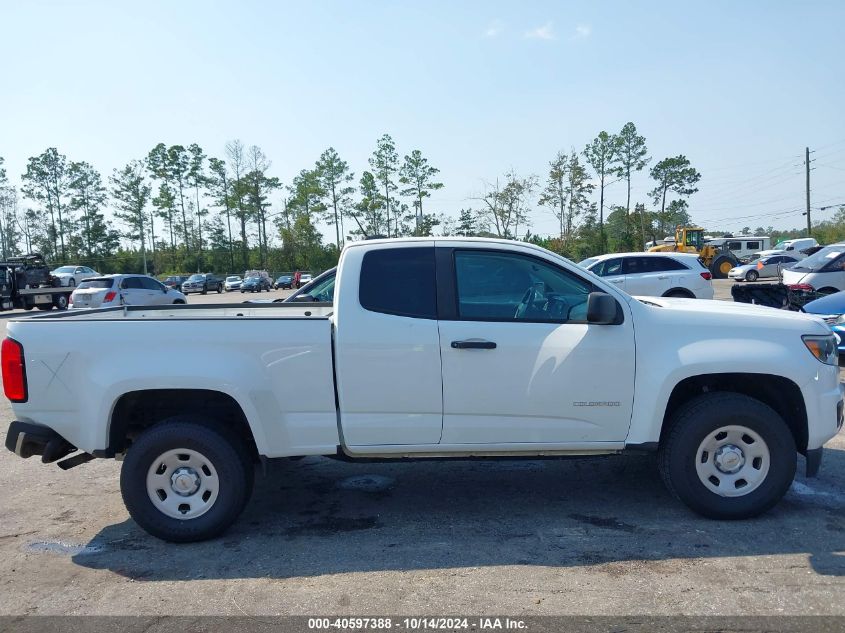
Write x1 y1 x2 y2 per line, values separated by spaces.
649 155 701 235
315 147 355 248
369 134 400 237
399 149 443 234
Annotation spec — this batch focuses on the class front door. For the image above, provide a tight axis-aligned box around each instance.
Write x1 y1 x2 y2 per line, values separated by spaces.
437 248 635 445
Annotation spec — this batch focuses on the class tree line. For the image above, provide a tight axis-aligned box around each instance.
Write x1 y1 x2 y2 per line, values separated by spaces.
5 121 818 276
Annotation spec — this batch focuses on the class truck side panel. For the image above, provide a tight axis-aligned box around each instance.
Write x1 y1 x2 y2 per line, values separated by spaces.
7 318 339 457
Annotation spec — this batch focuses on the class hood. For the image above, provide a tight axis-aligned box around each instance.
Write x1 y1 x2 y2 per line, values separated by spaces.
803 290 845 316
633 296 829 333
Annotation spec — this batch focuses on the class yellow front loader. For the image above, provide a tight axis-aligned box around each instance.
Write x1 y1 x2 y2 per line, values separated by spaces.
648 226 739 279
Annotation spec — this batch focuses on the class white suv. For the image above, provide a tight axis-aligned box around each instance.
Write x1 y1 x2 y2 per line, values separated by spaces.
579 252 714 299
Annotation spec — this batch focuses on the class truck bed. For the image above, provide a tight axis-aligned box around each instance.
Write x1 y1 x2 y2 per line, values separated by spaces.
14 302 334 321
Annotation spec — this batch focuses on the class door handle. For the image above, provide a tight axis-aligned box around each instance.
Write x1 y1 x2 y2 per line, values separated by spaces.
609 279 623 284
451 340 497 350
657 275 669 280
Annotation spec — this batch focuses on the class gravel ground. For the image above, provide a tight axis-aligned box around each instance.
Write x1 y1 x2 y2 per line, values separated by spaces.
0 279 843 616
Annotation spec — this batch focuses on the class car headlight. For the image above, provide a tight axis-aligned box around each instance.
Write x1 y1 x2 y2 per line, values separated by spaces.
836 314 845 325
802 334 839 365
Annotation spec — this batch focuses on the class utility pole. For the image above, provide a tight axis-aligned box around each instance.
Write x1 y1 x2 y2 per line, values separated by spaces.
805 147 812 236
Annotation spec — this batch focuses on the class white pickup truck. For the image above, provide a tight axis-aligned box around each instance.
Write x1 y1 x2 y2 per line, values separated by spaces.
3 238 843 542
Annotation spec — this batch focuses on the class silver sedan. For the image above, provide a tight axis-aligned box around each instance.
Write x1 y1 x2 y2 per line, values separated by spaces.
728 255 799 282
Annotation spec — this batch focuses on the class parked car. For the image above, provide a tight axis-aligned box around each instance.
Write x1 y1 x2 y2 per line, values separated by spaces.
274 274 293 289
579 252 714 299
781 243 845 295
240 275 272 293
50 265 100 287
5 237 842 542
285 267 336 303
162 275 189 291
296 273 313 288
728 255 800 282
181 273 224 295
70 275 187 308
801 290 845 363
224 276 242 291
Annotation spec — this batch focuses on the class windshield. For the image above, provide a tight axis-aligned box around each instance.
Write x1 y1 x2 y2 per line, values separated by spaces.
791 245 845 272
578 258 598 269
773 241 790 250
188 274 204 281
226 276 240 281
53 266 75 273
77 279 113 289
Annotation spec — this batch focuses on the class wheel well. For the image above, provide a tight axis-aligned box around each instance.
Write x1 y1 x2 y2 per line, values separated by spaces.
661 373 808 453
108 389 258 460
662 288 695 298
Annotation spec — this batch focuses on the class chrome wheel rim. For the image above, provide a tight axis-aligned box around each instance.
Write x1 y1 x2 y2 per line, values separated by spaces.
146 448 219 519
695 425 770 497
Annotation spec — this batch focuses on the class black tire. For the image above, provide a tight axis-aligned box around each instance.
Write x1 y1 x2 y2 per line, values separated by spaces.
817 287 838 296
240 290 245 293
53 294 69 310
68 278 75 287
173 300 186 305
217 284 223 294
121 417 254 543
201 286 208 295
745 270 759 282
709 255 736 279
658 392 796 520
664 289 693 298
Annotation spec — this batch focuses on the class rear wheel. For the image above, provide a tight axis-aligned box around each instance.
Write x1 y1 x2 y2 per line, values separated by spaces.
121 417 254 542
817 287 838 296
658 392 796 519
710 255 737 279
745 270 759 282
53 294 69 310
664 289 693 298
68 278 76 287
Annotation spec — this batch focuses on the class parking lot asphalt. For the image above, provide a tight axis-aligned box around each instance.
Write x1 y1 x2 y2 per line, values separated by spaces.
0 279 843 616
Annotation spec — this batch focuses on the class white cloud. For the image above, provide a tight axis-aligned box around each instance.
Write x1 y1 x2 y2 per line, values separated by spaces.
484 20 504 38
525 22 555 40
573 24 591 39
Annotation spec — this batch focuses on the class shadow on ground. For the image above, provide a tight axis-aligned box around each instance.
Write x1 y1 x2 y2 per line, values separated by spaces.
71 449 845 580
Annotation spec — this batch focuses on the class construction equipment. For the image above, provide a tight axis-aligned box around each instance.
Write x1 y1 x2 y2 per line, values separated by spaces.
648 226 739 279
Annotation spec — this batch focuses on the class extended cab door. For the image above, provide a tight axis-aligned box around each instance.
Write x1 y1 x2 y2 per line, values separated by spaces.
436 245 635 445
334 243 444 447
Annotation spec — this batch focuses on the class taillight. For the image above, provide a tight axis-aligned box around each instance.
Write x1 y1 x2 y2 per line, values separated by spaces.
789 283 815 292
103 291 117 302
68 294 73 305
700 272 712 280
2 338 27 403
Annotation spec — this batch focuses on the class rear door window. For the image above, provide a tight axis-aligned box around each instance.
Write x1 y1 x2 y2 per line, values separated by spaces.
650 257 688 271
359 247 437 319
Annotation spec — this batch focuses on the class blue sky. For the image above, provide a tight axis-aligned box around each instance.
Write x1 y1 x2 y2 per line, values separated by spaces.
2 0 844 238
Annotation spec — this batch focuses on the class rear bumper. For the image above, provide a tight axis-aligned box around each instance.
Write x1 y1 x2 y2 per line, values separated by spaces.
5 421 75 462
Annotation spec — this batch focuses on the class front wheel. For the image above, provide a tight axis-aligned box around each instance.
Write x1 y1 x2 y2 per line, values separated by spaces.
745 270 759 282
120 417 254 542
201 287 208 295
658 392 796 519
68 278 76 287
217 284 223 294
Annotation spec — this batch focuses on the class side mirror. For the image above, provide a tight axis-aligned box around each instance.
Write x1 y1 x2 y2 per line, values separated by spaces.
587 292 620 325
292 294 314 302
